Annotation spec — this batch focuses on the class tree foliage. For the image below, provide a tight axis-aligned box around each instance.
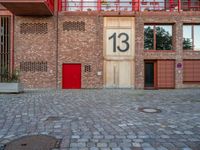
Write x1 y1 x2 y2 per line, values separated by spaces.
144 26 173 50
183 38 192 50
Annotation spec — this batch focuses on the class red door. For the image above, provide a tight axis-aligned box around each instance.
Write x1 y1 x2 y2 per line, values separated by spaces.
62 64 81 89
157 60 175 89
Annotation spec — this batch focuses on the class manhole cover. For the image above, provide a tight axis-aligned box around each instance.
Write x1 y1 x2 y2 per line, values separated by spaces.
4 135 61 150
138 107 161 113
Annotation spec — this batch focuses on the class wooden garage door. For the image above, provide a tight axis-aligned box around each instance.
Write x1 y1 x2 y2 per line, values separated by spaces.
183 60 200 82
157 60 175 88
104 61 133 88
62 64 81 89
104 17 135 88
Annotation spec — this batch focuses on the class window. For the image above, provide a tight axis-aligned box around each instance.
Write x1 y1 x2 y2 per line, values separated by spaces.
183 25 200 51
0 16 11 82
144 25 173 50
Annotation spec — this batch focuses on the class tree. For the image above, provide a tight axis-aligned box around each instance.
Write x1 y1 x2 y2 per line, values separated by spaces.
156 27 172 50
183 38 192 50
144 26 154 50
144 26 173 50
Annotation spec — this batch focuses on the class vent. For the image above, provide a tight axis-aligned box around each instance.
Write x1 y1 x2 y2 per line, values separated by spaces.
20 23 48 34
63 21 85 31
84 65 91 72
20 61 48 72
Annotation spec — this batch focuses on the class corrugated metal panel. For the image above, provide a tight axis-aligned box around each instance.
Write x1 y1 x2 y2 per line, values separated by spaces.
183 60 200 82
157 60 175 88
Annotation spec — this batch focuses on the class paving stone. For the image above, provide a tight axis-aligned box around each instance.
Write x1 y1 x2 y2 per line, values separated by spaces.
90 148 99 150
70 142 86 147
142 143 153 148
127 135 137 139
132 142 141 147
100 148 110 150
111 148 121 150
109 142 118 148
156 146 168 150
143 148 156 150
182 148 192 150
97 143 108 148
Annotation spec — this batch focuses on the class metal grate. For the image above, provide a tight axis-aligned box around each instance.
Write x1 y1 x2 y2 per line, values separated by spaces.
20 23 48 34
4 135 62 150
84 65 91 72
0 16 11 82
20 61 48 72
63 21 85 31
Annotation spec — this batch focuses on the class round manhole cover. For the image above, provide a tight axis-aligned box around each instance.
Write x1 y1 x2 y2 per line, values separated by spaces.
138 107 161 113
4 135 61 150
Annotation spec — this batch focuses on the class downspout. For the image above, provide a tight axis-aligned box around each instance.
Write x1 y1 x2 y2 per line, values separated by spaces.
56 0 59 89
11 14 14 74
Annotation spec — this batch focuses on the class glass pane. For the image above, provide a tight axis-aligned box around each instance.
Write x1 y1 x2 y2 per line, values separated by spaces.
82 0 97 11
141 0 165 11
145 62 154 87
101 0 117 11
156 25 172 50
144 25 154 50
183 25 193 50
119 0 132 11
194 25 200 51
67 0 82 11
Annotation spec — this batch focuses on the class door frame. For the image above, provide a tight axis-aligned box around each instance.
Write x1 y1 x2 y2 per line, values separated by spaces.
144 60 157 89
0 11 14 74
62 63 81 89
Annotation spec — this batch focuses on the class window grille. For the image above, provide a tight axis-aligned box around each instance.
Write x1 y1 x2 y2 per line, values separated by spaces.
84 65 91 72
20 23 48 34
20 61 48 72
63 21 85 31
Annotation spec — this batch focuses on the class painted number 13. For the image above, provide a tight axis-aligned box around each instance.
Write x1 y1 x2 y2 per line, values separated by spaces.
108 32 129 52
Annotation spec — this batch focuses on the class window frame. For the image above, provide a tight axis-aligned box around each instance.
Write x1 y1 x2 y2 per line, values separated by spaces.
183 24 200 51
144 24 174 51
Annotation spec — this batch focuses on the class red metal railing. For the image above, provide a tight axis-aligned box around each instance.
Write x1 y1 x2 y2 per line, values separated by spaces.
59 0 200 12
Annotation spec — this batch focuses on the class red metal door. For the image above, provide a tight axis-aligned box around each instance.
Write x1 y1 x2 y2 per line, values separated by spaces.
62 64 81 89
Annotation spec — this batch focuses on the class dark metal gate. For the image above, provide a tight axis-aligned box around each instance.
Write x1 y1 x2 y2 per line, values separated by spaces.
0 16 11 82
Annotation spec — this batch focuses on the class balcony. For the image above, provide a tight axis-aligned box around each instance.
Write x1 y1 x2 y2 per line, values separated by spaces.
0 0 54 16
59 0 200 12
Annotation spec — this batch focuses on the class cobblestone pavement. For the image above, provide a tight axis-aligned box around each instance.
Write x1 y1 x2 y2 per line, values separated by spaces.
0 89 200 150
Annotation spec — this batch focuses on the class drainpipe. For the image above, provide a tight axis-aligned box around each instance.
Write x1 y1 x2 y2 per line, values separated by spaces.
55 0 59 89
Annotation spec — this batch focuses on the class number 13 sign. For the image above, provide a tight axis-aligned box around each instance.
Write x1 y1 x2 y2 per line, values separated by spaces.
106 29 132 56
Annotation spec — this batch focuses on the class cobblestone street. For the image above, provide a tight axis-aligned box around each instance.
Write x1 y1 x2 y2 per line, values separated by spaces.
0 89 200 150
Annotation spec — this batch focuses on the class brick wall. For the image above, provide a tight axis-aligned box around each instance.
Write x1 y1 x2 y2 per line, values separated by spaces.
14 16 57 88
13 11 200 89
14 13 104 89
58 13 104 88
